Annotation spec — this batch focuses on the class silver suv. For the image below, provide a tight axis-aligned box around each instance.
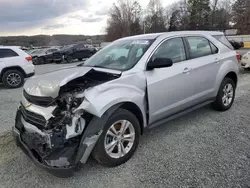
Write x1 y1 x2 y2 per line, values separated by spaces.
13 31 239 177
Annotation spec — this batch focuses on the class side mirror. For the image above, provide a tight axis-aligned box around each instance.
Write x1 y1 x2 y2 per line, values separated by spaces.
147 58 173 70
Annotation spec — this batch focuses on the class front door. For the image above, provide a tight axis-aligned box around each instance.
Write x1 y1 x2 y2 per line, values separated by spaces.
146 37 197 124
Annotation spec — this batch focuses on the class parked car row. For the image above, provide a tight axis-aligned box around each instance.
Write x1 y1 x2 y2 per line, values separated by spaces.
26 44 98 65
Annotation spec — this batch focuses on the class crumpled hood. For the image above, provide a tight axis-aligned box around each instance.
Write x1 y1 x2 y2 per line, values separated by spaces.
24 66 93 98
24 66 122 98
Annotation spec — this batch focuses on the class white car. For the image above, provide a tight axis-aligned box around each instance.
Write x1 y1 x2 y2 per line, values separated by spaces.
241 51 250 69
0 46 35 88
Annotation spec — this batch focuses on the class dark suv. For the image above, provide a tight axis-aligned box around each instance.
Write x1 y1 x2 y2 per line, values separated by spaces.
60 44 97 63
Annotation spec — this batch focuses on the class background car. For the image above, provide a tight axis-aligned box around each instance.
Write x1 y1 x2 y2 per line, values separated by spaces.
32 48 61 65
241 51 250 69
58 43 97 63
229 40 244 50
0 46 35 88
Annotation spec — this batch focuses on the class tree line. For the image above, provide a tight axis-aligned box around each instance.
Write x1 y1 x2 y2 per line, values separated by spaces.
105 0 250 41
0 35 105 47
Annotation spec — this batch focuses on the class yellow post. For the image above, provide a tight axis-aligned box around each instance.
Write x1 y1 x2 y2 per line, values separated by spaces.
244 42 250 48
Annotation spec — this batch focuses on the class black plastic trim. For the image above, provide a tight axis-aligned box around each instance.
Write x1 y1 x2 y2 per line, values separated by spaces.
12 127 75 178
26 72 35 78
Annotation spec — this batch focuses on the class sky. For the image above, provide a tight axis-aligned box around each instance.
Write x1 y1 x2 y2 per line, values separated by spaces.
0 0 175 36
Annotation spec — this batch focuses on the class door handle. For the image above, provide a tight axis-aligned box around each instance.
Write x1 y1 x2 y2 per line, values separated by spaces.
214 58 220 63
183 67 192 74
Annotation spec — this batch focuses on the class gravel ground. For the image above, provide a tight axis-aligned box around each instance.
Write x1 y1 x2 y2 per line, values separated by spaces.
1 62 250 188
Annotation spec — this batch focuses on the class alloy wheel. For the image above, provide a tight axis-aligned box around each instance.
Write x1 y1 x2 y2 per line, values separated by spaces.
222 83 234 106
6 73 21 87
104 120 135 159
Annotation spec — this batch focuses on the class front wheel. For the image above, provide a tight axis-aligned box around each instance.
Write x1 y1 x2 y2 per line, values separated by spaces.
92 109 140 167
212 77 236 111
38 57 46 64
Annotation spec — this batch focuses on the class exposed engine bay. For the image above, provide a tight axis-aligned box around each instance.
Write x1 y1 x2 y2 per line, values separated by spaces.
17 69 120 168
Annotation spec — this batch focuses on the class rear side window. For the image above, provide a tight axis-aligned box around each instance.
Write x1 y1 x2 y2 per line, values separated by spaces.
0 49 19 58
213 35 234 50
186 37 213 59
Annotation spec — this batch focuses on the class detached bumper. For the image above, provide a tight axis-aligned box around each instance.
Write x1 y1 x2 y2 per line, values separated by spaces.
12 127 75 178
13 108 104 177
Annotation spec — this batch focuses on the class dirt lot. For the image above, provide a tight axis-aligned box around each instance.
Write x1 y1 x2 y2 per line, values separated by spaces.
1 61 250 188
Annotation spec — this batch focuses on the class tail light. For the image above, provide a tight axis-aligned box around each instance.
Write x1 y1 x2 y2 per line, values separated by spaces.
236 53 241 62
25 56 32 61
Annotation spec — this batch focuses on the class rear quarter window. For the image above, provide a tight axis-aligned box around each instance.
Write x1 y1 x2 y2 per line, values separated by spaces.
212 35 234 50
0 49 19 58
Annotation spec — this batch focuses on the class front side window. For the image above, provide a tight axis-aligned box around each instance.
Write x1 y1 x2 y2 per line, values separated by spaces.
152 38 186 63
210 42 219 54
0 49 19 58
186 37 213 59
80 39 154 71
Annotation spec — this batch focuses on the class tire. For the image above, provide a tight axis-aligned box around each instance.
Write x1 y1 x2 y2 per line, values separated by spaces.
78 58 83 61
212 77 236 111
2 69 24 88
66 55 73 63
33 57 38 65
92 109 140 167
38 57 46 64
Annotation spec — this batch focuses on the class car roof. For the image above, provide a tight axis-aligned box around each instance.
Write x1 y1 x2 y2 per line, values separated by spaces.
118 31 224 41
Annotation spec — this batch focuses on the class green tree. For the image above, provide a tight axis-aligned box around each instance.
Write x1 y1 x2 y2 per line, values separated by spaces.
232 0 250 34
144 0 167 33
188 0 211 30
106 0 143 41
169 10 182 31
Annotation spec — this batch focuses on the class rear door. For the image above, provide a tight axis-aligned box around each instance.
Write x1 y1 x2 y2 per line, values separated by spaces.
184 36 220 103
0 48 20 67
73 44 88 59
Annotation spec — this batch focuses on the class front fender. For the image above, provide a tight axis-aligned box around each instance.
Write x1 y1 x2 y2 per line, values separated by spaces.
75 84 146 118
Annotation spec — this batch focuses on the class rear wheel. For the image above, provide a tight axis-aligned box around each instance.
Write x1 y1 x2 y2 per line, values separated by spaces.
212 77 236 111
66 55 73 63
92 109 140 167
2 69 24 88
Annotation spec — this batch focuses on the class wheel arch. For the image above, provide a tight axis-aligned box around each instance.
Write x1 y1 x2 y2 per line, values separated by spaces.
0 66 26 81
224 71 238 86
119 102 144 134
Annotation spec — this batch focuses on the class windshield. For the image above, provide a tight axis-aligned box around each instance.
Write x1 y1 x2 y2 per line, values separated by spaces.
33 49 47 54
80 39 154 71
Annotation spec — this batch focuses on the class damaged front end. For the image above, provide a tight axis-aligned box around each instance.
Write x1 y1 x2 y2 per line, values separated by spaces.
13 68 121 177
